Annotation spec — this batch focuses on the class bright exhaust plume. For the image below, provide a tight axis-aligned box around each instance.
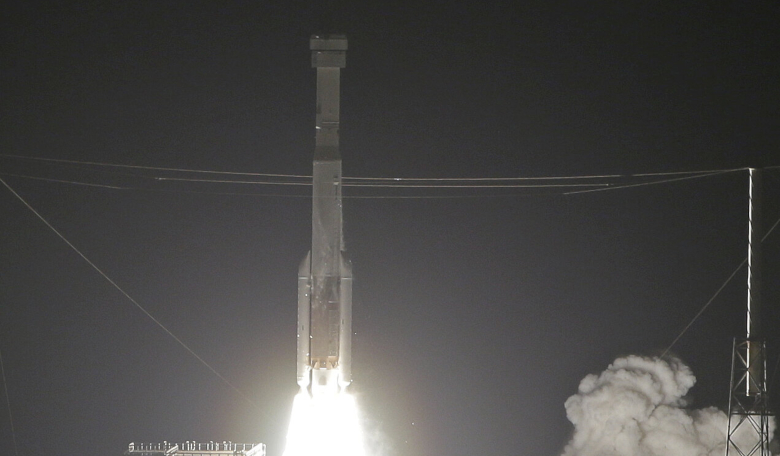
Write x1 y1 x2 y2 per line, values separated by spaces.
283 390 366 456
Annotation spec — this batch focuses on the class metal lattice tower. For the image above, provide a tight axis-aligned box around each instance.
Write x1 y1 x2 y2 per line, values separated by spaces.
726 168 772 456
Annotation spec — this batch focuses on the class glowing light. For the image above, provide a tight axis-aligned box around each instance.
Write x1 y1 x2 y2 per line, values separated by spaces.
283 389 366 456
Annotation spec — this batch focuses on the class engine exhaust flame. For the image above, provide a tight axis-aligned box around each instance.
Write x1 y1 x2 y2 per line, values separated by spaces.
283 388 366 456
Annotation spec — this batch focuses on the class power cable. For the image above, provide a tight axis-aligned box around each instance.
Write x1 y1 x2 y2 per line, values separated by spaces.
0 165 758 199
0 173 576 199
0 345 19 456
343 174 623 181
0 177 261 413
632 168 748 177
151 175 610 188
4 168 735 197
660 214 780 358
0 153 759 184
564 170 740 195
1 165 746 195
0 172 128 190
345 182 608 188
0 153 310 179
153 177 309 186
351 168 742 181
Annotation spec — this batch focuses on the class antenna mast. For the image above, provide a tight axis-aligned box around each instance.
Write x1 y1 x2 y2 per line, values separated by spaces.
726 168 772 456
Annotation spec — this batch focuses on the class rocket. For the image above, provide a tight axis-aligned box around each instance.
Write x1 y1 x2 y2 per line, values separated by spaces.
297 35 352 395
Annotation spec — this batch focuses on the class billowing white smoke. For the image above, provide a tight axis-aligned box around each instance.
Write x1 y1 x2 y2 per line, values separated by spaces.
562 355 775 456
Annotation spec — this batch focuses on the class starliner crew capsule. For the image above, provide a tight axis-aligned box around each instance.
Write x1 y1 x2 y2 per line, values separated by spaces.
297 35 352 395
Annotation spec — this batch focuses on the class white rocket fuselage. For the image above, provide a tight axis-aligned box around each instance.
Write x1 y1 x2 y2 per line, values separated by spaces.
298 35 352 394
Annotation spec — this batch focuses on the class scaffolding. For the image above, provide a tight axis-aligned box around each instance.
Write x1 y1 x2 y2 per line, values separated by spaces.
726 339 771 456
725 169 773 456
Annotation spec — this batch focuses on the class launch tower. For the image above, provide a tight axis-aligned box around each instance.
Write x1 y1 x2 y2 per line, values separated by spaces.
726 168 773 456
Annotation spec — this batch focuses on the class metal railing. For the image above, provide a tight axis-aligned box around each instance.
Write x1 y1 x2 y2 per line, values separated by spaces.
126 441 265 455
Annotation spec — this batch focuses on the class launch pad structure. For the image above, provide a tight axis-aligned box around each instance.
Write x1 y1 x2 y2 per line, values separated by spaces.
125 441 265 456
726 168 773 456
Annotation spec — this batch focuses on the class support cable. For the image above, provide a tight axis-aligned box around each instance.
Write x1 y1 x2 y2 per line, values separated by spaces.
661 214 780 358
0 172 127 189
564 170 738 195
0 345 19 456
769 351 780 395
0 153 311 179
0 177 260 412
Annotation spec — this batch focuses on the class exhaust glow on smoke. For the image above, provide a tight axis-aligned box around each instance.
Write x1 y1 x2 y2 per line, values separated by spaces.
562 355 775 456
283 389 366 456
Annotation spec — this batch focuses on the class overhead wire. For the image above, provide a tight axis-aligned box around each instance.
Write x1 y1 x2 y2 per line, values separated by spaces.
0 177 262 414
3 156 779 383
563 169 741 195
0 173 582 199
151 175 611 188
0 153 311 179
0 153 752 187
0 172 129 190
2 167 739 198
342 173 623 181
346 182 608 188
1 155 760 203
632 167 748 177
153 176 310 186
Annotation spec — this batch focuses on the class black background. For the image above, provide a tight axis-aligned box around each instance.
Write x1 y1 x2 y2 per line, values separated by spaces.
1 2 779 456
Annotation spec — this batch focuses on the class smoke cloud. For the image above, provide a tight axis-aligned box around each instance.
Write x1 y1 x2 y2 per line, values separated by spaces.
562 355 775 456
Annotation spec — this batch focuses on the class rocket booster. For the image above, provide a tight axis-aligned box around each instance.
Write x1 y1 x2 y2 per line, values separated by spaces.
298 35 352 394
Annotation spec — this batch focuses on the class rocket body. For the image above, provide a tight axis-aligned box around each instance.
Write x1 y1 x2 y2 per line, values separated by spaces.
298 35 351 394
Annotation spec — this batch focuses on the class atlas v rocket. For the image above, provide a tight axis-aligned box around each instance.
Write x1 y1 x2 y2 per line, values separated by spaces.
297 35 352 394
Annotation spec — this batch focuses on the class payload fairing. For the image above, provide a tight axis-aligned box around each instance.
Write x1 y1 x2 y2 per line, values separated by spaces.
297 35 352 394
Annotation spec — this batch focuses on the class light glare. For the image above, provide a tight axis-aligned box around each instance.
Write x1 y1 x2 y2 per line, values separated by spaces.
283 389 366 456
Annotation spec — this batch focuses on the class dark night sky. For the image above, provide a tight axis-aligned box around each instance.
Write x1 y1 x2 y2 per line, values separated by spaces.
1 2 780 456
